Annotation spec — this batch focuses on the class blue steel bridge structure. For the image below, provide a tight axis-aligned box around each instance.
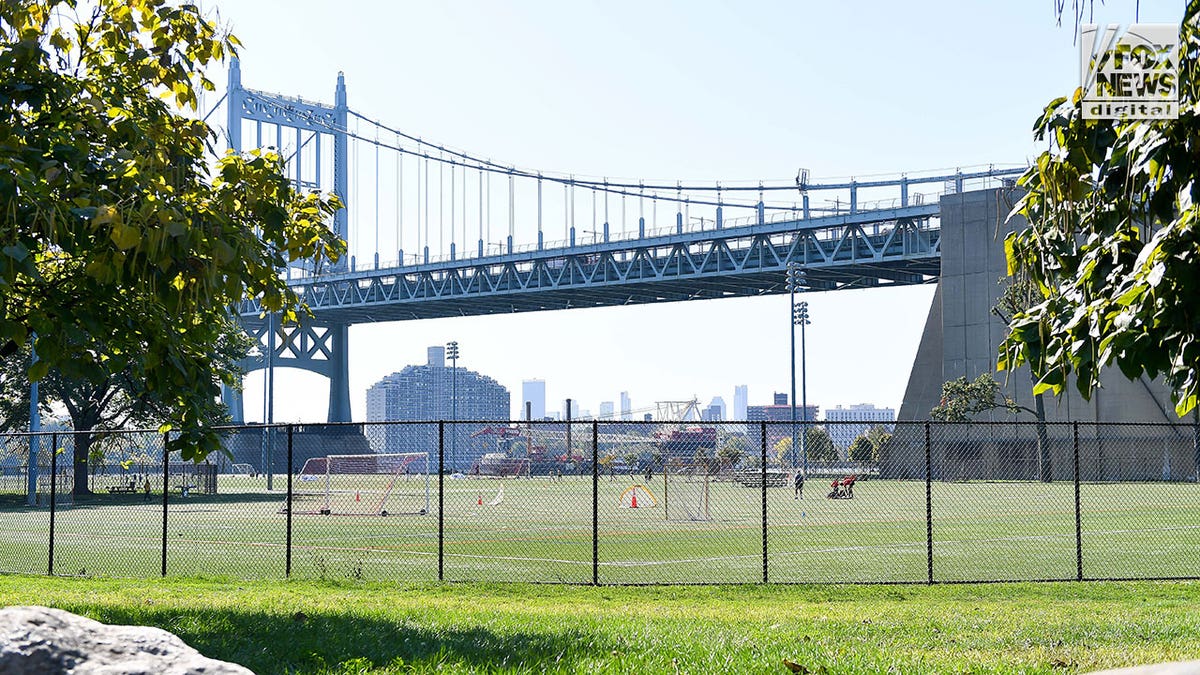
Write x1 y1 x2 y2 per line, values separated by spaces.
219 60 1023 424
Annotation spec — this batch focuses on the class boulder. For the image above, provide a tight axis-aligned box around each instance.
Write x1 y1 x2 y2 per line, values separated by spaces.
0 605 253 674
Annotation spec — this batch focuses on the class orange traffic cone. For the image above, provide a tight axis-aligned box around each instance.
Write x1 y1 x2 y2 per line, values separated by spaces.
477 494 483 506
631 491 639 508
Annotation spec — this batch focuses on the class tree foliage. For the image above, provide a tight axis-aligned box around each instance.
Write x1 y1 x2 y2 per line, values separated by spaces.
931 373 1033 423
1000 7 1200 417
0 1 344 459
774 428 838 464
848 425 894 463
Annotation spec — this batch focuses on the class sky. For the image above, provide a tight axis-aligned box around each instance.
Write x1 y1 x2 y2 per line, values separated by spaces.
211 0 1183 423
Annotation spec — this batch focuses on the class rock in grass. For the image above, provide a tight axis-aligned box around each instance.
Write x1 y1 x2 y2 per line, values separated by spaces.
0 605 253 674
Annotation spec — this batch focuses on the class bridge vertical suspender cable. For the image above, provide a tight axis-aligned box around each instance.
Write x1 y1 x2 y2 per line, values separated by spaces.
374 139 379 267
450 157 456 260
423 156 430 263
438 153 444 259
477 168 483 257
403 134 408 263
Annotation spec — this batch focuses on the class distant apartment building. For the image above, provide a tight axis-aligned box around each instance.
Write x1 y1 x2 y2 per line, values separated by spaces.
747 394 819 424
825 404 896 451
733 385 748 420
366 347 510 471
522 379 546 420
599 401 615 419
619 392 632 420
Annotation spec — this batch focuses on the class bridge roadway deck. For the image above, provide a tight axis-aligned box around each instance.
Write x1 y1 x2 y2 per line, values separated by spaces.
238 203 942 327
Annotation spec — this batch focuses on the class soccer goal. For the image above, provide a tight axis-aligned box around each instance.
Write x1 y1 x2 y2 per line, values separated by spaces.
663 469 710 521
284 452 430 516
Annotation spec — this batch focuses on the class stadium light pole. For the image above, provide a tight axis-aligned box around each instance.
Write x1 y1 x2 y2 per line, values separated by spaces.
796 301 811 477
786 264 809 474
446 341 459 471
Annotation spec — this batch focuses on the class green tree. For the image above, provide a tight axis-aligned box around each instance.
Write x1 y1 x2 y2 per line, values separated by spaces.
1000 7 1200 418
0 1 344 461
848 434 877 463
931 374 1027 423
0 320 248 494
803 426 838 463
775 428 838 465
716 434 748 470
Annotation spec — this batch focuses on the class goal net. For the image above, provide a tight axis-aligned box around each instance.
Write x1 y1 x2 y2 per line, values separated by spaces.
284 452 430 516
664 468 710 521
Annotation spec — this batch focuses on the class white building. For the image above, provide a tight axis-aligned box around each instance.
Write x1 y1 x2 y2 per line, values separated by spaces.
825 404 896 453
733 385 748 420
599 401 615 419
619 392 632 420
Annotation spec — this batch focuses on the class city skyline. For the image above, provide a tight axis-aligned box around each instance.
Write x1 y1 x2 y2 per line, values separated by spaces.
222 1 1180 426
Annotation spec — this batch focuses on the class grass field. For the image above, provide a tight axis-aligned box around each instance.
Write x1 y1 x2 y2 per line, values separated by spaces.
1 577 1199 674
0 474 1198 583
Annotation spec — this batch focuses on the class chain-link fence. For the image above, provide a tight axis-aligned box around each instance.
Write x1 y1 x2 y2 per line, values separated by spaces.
0 420 1197 583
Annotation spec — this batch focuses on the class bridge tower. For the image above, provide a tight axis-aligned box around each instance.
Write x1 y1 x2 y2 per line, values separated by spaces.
221 58 353 424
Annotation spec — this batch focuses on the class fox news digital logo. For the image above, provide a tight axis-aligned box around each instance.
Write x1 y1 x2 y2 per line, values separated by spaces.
1081 23 1178 120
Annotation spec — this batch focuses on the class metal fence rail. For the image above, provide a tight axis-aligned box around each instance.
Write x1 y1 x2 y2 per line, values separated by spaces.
0 420 1196 584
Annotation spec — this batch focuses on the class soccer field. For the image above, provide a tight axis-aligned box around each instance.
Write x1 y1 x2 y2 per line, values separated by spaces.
0 475 1197 583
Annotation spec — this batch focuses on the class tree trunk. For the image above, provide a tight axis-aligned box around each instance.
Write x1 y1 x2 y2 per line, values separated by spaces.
1035 392 1052 482
73 431 94 496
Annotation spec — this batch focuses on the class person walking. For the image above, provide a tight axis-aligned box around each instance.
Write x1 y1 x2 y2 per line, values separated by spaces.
793 470 804 500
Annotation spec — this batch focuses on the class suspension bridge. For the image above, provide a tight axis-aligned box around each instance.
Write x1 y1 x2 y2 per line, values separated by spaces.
217 60 1025 424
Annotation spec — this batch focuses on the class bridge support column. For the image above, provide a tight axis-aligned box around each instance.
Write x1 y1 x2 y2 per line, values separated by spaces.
222 383 245 424
638 217 645 238
676 211 682 234
716 206 723 229
327 323 352 423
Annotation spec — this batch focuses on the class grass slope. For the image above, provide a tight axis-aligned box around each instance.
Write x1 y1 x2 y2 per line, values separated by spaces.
1 577 1198 674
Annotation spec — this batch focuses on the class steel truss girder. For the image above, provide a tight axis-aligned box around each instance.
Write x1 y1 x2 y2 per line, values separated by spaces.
237 89 338 134
238 207 941 324
237 318 339 377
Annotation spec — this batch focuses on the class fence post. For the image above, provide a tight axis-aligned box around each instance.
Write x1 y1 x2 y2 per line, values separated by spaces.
48 432 56 575
438 421 444 582
925 421 933 584
286 424 293 578
592 421 599 586
761 421 768 584
161 431 169 578
1074 421 1082 581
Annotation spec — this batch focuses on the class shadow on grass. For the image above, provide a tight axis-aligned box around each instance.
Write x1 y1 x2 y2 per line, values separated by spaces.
57 603 612 674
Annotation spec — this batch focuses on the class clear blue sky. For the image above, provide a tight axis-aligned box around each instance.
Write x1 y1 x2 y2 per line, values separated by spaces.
210 0 1182 422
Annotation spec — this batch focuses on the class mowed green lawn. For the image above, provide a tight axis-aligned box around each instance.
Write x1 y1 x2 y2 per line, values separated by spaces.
1 577 1199 674
0 476 1197 584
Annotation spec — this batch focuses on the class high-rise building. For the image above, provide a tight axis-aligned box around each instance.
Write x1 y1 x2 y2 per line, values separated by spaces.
366 346 510 471
619 392 632 421
825 404 896 453
599 401 615 419
773 392 788 406
733 385 748 420
522 379 546 420
703 396 726 421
